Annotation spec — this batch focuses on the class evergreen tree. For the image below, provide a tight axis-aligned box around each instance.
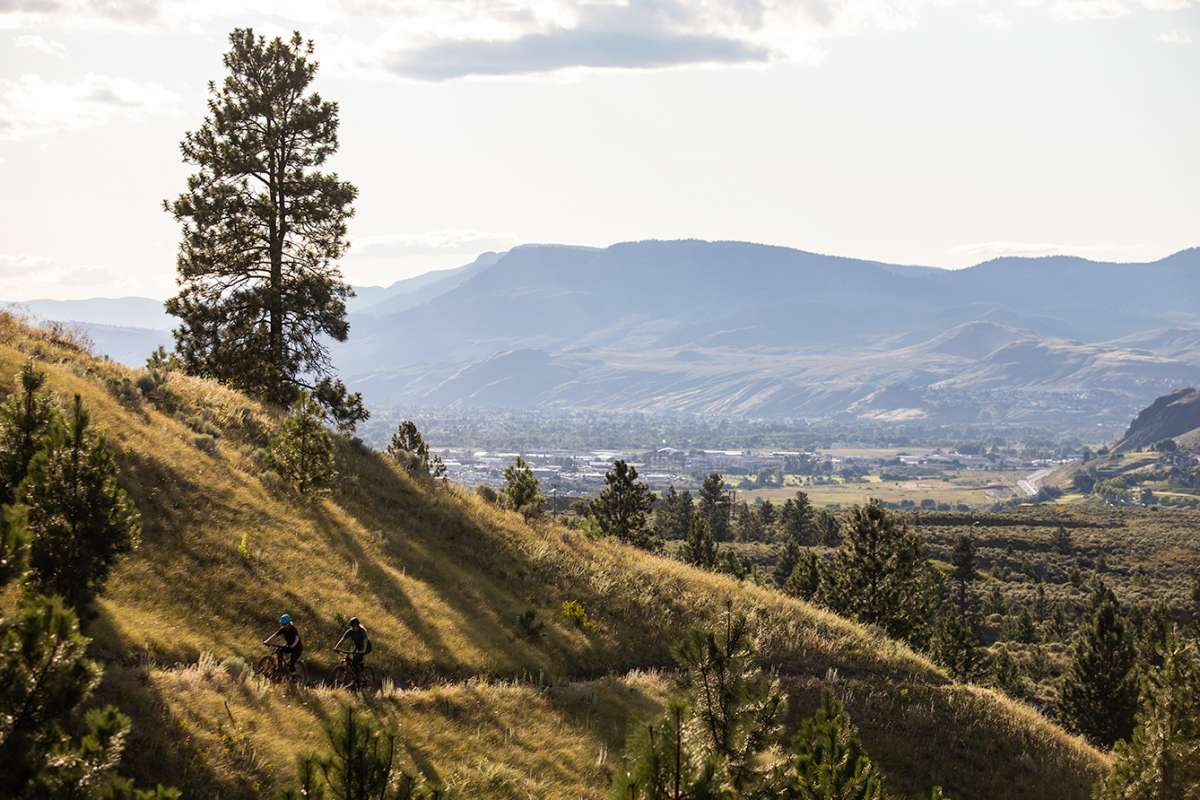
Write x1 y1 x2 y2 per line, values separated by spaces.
673 606 786 790
732 501 765 542
991 644 1025 699
286 705 440 799
783 552 822 602
819 501 927 643
386 420 445 480
774 689 884 800
1058 582 1138 747
1095 625 1200 800
757 500 778 536
774 538 802 586
592 460 658 550
164 28 366 431
608 701 721 800
779 491 815 545
698 473 731 542
503 456 544 519
1134 601 1173 677
0 360 59 504
267 392 338 494
23 395 141 613
654 486 694 541
931 600 981 682
814 508 841 547
0 503 174 799
682 511 719 570
950 535 976 612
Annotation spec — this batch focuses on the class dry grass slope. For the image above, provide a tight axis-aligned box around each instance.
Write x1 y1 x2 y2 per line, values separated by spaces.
0 314 1108 799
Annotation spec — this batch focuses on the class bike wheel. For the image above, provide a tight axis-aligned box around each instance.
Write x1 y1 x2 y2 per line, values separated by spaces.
332 664 351 689
358 666 378 692
254 655 276 679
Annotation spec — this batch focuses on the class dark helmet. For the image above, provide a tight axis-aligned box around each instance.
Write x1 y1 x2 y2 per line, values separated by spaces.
349 617 360 627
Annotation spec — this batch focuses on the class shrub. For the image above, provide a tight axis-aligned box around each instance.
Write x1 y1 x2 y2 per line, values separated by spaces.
561 600 596 632
516 609 544 638
105 375 142 408
193 433 218 455
475 485 499 505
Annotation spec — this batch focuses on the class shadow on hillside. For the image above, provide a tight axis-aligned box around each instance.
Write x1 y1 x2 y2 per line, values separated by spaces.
320 448 595 677
94 664 234 797
778 675 1102 800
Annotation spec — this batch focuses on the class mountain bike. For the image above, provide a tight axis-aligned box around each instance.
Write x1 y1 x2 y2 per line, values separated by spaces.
254 644 306 685
331 649 377 692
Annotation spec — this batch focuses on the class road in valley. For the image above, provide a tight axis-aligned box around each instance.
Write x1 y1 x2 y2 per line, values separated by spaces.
1018 467 1054 497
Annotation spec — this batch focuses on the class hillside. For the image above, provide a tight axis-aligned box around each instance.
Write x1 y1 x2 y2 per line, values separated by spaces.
0 313 1108 799
1113 387 1200 452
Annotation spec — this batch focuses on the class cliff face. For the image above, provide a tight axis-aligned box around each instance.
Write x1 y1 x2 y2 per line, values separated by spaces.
1114 387 1200 452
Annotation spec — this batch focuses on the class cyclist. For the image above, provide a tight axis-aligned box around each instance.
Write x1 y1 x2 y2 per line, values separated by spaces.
333 616 372 676
263 613 303 674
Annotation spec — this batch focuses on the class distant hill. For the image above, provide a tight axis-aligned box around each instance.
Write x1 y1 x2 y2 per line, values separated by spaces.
1114 387 1200 452
9 240 1200 429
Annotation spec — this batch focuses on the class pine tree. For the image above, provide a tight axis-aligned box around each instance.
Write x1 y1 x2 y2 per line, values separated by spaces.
1095 625 1200 800
387 420 445 480
779 491 815 545
931 600 981 682
682 511 718 570
164 28 366 431
774 538 802 586
1057 582 1138 747
672 605 786 790
653 486 694 541
774 689 884 800
267 392 338 494
23 395 141 613
503 456 544 519
592 460 659 550
285 705 440 799
0 360 59 504
950 535 976 612
608 700 721 800
991 644 1025 700
783 552 822 602
0 504 175 799
819 501 927 643
698 473 731 542
814 509 841 547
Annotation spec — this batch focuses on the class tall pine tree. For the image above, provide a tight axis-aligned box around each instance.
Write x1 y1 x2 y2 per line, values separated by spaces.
165 28 366 431
682 511 719 570
819 501 927 643
653 486 693 541
698 473 731 542
1095 625 1200 800
0 360 58 504
1057 582 1138 747
23 395 141 613
592 460 658 550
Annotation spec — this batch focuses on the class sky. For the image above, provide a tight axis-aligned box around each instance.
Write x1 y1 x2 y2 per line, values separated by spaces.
0 0 1197 301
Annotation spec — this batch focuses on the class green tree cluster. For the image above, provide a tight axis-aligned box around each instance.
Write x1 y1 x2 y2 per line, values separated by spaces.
611 606 950 800
267 391 338 494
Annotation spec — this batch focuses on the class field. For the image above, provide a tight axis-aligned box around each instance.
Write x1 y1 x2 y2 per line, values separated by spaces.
739 469 1026 508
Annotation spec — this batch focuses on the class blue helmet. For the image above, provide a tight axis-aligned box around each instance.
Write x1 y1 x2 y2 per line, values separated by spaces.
279 613 292 625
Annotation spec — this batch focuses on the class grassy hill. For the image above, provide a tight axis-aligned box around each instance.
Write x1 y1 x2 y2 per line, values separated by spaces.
0 313 1108 799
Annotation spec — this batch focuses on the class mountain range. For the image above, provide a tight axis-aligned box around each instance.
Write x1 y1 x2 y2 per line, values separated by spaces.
8 240 1200 429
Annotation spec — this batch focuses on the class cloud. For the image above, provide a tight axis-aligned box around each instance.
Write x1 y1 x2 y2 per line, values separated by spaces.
0 73 181 141
1049 0 1132 20
1156 29 1193 43
978 10 1013 28
351 229 520 258
15 33 66 55
0 253 55 276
